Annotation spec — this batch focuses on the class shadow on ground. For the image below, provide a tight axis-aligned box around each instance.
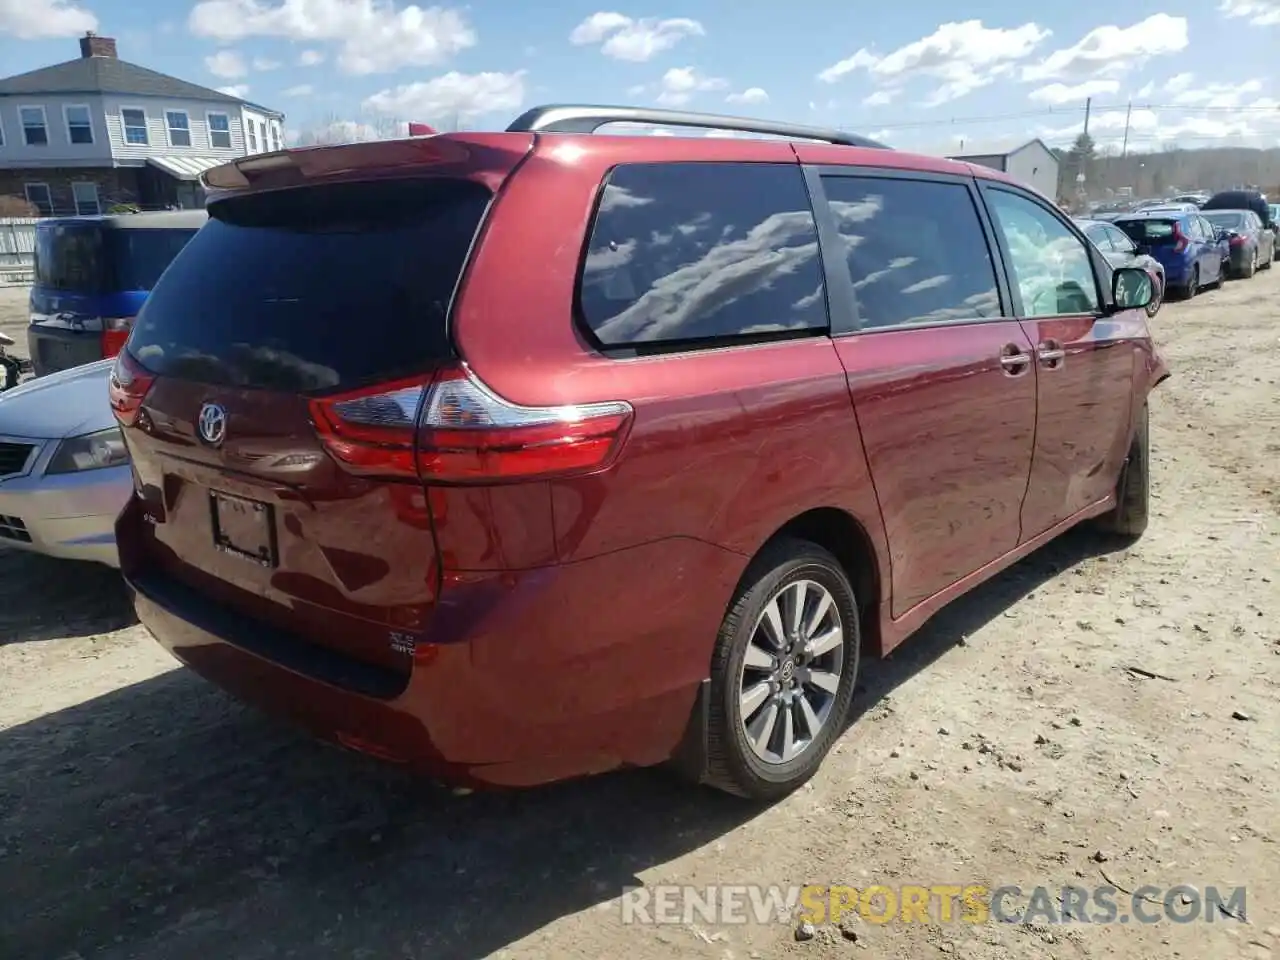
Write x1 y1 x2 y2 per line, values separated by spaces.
0 528 1122 960
0 550 136 644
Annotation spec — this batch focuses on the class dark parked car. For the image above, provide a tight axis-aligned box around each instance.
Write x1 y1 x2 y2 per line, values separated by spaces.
1201 210 1275 278
1202 190 1273 230
110 104 1166 799
1113 210 1227 299
1075 217 1166 316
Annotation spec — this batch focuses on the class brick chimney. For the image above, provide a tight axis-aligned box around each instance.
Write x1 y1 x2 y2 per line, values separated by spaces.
79 31 118 59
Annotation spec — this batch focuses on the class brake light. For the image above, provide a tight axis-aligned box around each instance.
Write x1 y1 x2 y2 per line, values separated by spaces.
308 364 634 483
1171 223 1187 253
108 350 155 427
1228 234 1246 246
100 317 132 359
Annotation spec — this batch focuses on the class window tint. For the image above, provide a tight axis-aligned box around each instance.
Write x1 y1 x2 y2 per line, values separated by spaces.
33 223 106 292
130 179 490 392
821 175 1001 329
986 189 1099 317
579 163 827 348
109 229 199 290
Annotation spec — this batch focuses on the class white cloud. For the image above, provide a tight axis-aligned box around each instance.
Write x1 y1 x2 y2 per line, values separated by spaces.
363 70 526 122
216 84 251 98
298 48 325 65
253 56 281 70
863 90 896 107
1028 79 1120 105
205 49 249 79
818 20 1051 108
283 83 314 96
1220 0 1280 25
188 0 476 75
1133 80 1156 99
652 66 728 107
1164 72 1195 94
726 87 769 105
1171 79 1263 108
1021 15 1188 82
0 0 96 38
569 12 704 62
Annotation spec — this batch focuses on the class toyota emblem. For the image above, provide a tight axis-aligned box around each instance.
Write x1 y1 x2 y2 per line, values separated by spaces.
197 402 228 447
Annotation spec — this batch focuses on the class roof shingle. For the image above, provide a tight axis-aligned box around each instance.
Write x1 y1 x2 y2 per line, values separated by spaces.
0 56 281 116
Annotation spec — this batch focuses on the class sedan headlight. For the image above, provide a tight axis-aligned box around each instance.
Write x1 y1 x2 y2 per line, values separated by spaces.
46 428 129 475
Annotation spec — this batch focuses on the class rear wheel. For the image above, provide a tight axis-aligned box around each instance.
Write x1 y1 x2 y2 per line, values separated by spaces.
1096 403 1149 539
1243 248 1258 279
703 539 860 800
1183 266 1198 299
1261 245 1273 270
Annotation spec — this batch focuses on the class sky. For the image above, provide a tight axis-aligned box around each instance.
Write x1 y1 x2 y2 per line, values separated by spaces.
2 0 1280 153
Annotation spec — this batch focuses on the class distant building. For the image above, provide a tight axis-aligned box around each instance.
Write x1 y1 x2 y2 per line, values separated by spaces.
948 139 1059 201
0 32 285 215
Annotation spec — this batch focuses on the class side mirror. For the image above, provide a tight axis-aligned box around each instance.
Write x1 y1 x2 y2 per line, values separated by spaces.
1112 266 1154 312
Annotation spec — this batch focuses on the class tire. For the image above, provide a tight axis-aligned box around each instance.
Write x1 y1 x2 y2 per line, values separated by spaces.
1261 246 1273 270
703 538 860 800
1183 266 1198 299
1243 248 1257 279
1095 403 1149 539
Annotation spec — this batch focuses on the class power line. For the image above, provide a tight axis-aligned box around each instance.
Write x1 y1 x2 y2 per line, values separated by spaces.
868 101 1280 132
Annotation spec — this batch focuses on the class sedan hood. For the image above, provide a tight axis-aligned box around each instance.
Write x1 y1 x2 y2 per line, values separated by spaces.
0 359 116 440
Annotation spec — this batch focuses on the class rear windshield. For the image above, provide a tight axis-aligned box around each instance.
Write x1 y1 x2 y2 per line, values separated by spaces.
1203 212 1246 230
33 223 198 294
129 179 490 392
1116 219 1178 243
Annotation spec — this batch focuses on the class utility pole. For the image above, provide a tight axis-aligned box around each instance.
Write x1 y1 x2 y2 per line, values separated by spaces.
1120 101 1132 158
1083 96 1091 137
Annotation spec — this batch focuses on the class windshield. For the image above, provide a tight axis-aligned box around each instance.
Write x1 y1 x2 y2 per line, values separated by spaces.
32 222 199 294
1203 212 1247 230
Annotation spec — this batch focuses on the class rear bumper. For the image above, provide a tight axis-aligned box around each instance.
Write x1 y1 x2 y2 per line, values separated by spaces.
125 534 743 786
0 458 128 567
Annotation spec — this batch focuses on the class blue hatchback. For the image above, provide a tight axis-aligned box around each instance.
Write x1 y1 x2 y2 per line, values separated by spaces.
1113 210 1227 299
27 210 206 376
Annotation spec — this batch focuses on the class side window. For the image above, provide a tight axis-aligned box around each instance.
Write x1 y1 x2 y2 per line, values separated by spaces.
1106 226 1135 253
579 163 827 348
986 189 1100 318
819 175 1001 329
1085 225 1113 251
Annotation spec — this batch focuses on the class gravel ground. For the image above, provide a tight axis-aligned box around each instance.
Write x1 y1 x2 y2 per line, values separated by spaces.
0 276 1277 960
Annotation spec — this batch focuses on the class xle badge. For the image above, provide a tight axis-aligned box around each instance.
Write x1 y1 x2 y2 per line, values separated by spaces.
388 632 416 655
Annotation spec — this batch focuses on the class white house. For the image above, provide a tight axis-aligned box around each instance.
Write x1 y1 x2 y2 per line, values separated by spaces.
948 139 1061 202
0 33 285 216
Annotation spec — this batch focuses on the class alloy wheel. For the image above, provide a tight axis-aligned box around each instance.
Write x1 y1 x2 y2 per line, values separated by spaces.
738 579 845 765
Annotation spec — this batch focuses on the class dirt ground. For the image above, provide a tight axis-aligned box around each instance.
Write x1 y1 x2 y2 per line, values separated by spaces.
0 275 1276 960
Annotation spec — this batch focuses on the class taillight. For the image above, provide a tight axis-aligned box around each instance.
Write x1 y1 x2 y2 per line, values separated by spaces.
1171 223 1188 253
108 350 155 427
1229 235 1246 246
308 364 634 483
101 317 132 359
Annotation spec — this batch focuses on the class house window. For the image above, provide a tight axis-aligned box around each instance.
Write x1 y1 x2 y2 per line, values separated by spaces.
19 106 48 146
121 107 149 145
65 104 94 144
207 112 232 149
247 118 259 152
72 182 100 216
24 183 53 217
165 110 191 147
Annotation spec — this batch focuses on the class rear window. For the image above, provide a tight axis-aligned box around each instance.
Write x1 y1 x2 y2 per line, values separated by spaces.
33 223 106 293
1116 219 1178 243
1203 212 1246 230
129 179 490 392
33 223 197 294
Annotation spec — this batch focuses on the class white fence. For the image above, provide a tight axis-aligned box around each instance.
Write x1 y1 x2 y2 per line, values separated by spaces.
0 218 37 286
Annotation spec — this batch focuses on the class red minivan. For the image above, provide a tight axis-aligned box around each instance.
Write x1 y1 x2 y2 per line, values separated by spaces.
111 105 1167 799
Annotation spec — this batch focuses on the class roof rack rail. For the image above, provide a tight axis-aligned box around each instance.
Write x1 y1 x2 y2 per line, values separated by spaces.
506 104 889 149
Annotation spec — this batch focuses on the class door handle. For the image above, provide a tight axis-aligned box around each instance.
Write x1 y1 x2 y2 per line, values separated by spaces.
999 344 1031 377
1037 340 1066 368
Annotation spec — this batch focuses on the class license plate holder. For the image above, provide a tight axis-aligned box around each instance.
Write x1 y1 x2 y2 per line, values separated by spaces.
209 491 277 567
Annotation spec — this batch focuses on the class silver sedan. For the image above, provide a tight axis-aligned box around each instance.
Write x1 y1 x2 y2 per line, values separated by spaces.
0 360 130 568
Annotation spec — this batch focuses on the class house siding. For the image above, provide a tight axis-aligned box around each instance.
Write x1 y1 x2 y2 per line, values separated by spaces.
0 166 143 215
100 93 249 160
1006 142 1059 202
0 94 113 166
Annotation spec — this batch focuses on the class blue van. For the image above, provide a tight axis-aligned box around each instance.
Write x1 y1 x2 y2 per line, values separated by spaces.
27 210 207 376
